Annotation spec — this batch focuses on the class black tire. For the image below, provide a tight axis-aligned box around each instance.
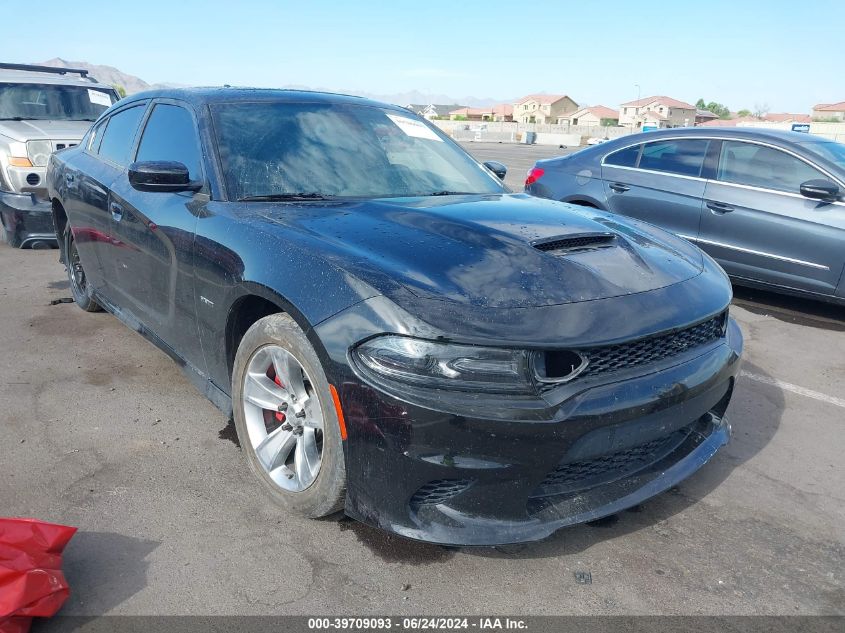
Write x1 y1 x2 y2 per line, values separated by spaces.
0 213 10 246
232 313 346 518
64 226 102 312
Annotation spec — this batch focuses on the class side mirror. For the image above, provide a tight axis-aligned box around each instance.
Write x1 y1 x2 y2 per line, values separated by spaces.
799 178 839 202
484 160 507 180
128 161 201 193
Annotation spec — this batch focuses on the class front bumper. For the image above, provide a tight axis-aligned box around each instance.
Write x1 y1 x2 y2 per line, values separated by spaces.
330 317 742 546
0 191 57 248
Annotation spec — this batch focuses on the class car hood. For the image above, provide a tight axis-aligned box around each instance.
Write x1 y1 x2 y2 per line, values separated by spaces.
246 193 704 309
0 120 91 142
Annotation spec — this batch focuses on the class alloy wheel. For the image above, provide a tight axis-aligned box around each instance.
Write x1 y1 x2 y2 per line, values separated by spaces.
241 344 325 492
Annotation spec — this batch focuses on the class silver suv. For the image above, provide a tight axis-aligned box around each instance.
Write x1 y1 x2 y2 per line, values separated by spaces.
0 63 118 247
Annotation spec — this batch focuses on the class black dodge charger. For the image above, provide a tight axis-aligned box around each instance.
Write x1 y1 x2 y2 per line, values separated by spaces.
46 88 742 545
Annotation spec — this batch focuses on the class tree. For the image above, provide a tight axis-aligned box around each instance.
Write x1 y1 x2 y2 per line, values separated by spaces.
737 109 752 118
112 84 127 99
696 98 731 119
753 103 769 119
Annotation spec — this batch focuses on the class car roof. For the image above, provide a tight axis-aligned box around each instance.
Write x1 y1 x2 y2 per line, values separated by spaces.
116 86 402 111
0 67 114 90
604 126 833 150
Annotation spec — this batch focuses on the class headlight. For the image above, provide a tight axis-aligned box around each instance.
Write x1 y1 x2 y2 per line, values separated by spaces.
353 336 535 394
27 140 52 167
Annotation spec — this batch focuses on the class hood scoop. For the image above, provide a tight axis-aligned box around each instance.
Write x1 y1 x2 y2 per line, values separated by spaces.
531 232 617 254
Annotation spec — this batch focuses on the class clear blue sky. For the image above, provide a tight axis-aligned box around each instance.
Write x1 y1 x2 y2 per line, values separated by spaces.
1 0 841 112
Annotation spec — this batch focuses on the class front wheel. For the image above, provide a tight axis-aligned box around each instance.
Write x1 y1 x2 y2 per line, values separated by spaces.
64 226 102 312
232 313 346 518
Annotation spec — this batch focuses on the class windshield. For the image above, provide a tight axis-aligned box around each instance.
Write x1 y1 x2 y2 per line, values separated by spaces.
801 141 845 171
212 101 507 200
0 83 117 121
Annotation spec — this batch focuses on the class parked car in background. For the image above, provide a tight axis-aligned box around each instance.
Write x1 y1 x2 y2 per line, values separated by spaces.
525 128 845 305
0 63 118 248
47 88 741 545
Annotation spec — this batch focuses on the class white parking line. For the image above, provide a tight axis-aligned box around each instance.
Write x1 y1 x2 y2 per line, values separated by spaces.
741 371 845 409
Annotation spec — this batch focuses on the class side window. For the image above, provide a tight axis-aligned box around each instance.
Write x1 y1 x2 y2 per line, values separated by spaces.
638 139 709 177
135 104 202 180
605 144 640 167
717 141 825 194
97 105 146 167
87 119 107 152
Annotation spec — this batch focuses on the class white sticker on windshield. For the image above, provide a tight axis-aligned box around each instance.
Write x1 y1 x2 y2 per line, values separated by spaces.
386 114 443 142
88 89 112 107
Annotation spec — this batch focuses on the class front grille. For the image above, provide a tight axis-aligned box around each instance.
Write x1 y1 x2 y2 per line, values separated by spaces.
532 232 616 252
409 479 472 511
579 313 725 379
535 433 683 495
53 141 78 152
527 426 695 515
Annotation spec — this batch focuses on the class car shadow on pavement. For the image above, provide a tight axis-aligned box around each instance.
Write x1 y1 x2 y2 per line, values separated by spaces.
58 531 160 614
474 359 784 559
731 286 845 332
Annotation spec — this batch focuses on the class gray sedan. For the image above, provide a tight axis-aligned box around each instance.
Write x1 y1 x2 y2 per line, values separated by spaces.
525 128 845 305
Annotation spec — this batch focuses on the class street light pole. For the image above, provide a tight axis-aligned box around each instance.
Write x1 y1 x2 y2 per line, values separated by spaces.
633 84 641 131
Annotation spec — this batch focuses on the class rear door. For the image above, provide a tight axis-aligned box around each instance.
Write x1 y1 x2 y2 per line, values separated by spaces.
698 140 845 296
601 138 710 240
106 100 207 370
61 103 147 295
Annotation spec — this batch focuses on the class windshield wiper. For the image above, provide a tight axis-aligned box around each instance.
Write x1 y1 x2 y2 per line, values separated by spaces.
423 190 478 196
237 192 335 202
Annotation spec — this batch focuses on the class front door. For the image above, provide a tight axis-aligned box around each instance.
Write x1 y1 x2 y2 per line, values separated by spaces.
697 140 845 296
106 101 207 371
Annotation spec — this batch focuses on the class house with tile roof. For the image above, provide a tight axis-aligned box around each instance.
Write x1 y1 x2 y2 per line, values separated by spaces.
513 94 578 124
812 101 845 121
761 112 812 124
695 109 720 125
698 112 812 128
618 95 697 129
449 104 514 122
557 105 619 126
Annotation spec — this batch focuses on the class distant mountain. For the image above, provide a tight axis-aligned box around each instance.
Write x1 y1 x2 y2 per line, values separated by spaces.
38 58 187 94
36 59 512 106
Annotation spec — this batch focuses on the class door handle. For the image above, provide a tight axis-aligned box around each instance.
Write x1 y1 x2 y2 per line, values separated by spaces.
110 202 124 221
706 201 733 214
609 183 630 193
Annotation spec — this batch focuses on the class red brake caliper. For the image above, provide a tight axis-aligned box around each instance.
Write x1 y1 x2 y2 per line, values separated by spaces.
273 373 286 423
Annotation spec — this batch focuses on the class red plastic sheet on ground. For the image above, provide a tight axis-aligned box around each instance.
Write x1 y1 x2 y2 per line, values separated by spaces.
0 518 76 633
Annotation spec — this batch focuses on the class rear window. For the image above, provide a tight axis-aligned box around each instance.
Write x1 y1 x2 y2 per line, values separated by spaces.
0 83 116 121
604 144 640 167
638 139 709 177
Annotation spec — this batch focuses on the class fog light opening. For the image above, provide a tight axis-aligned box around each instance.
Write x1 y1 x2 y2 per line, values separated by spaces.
534 350 589 384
